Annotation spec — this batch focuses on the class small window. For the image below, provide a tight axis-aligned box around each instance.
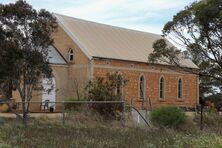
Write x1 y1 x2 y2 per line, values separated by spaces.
139 75 145 99
159 77 164 99
178 78 182 99
68 49 74 62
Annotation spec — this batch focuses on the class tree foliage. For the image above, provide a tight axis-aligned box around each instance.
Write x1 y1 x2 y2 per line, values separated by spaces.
149 0 222 95
205 93 222 111
0 0 57 124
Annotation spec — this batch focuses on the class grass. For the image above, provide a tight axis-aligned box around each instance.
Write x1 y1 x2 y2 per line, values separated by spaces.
0 112 221 148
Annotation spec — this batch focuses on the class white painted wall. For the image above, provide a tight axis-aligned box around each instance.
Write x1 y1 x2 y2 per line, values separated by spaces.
42 77 56 109
47 46 66 64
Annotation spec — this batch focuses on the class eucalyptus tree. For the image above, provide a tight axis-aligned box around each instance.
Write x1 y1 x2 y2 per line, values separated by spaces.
149 0 222 95
0 0 57 125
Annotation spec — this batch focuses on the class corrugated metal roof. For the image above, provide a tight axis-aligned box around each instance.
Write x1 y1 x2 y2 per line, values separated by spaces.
54 13 198 69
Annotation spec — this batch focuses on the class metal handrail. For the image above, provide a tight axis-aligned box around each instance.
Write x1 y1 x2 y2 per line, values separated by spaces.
128 105 150 127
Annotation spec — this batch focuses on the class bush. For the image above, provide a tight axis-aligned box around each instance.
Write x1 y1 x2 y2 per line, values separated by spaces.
150 106 186 128
86 73 127 119
64 97 85 111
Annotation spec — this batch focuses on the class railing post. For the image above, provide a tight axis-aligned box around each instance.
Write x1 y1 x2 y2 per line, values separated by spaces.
142 99 144 110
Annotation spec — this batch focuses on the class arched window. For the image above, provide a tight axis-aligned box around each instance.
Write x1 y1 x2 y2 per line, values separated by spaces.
139 75 145 99
159 76 165 99
68 49 74 62
178 78 183 99
116 74 123 97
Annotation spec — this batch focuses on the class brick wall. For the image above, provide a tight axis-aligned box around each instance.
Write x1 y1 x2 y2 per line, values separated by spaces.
93 58 198 109
8 26 91 112
52 26 91 100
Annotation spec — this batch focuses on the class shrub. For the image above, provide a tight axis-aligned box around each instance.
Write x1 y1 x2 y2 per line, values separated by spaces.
64 97 85 111
150 106 186 128
86 72 128 119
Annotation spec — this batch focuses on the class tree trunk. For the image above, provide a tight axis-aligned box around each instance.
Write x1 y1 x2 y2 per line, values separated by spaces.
22 85 32 126
22 110 28 126
6 81 13 99
21 101 28 126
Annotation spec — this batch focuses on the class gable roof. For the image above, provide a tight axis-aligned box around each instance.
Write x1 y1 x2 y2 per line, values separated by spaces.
54 13 198 69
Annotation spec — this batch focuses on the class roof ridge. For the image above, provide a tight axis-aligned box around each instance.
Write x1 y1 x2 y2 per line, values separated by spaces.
53 13 162 37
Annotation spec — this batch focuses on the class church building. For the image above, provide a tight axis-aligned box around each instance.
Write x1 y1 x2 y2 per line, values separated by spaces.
12 13 199 111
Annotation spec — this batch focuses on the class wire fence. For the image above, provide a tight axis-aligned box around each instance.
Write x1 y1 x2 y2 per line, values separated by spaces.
0 99 199 127
0 100 143 126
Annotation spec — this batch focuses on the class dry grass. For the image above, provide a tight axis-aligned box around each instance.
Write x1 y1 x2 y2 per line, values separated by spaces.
0 112 221 148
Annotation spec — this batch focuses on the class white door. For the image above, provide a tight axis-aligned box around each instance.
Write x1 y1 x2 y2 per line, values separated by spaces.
42 77 56 109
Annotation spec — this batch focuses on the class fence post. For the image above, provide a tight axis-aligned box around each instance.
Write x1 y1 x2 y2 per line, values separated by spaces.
199 97 204 130
62 101 65 125
121 100 126 127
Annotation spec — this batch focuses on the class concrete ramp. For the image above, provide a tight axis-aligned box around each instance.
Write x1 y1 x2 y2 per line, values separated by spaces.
131 109 149 126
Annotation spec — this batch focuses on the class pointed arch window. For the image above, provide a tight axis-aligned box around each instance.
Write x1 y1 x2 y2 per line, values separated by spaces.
139 75 145 99
178 78 183 99
68 49 74 62
116 74 123 97
159 77 165 99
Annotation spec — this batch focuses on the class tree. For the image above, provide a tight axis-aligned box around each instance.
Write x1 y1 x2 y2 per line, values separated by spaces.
148 0 222 96
0 0 57 125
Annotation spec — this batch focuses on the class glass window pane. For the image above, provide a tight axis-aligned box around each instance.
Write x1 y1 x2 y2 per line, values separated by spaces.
160 77 164 99
139 76 145 99
178 79 182 98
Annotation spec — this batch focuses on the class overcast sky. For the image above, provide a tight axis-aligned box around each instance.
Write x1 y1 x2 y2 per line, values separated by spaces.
2 0 196 34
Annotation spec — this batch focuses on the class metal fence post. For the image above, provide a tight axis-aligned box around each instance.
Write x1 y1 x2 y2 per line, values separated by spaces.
199 97 204 130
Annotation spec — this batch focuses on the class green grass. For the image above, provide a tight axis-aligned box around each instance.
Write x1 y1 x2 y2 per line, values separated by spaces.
0 116 221 148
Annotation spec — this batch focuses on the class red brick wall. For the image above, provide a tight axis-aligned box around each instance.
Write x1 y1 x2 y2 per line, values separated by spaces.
93 58 198 109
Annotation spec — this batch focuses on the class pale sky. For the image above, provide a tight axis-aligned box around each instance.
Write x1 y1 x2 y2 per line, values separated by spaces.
1 0 196 34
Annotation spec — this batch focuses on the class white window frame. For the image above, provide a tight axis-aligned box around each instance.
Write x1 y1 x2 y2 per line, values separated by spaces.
177 78 183 100
159 76 165 100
